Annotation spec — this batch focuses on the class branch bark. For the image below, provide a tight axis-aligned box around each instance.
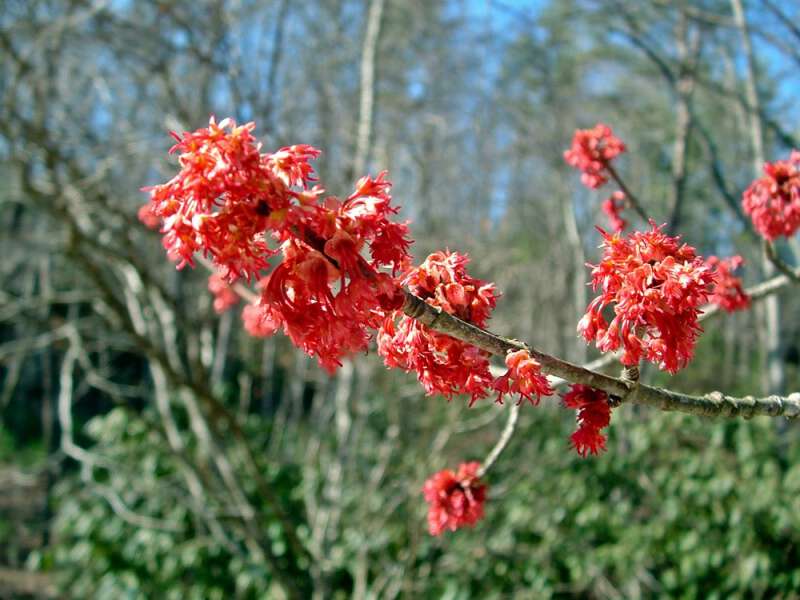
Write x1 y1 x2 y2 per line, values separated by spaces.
401 290 800 419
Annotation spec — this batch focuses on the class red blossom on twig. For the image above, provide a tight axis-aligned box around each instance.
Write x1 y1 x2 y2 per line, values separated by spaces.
208 273 240 313
377 251 498 405
564 123 626 189
706 255 750 313
578 222 714 374
143 117 319 280
423 462 486 536
742 151 800 241
144 117 412 372
562 384 612 457
493 349 553 406
602 190 628 232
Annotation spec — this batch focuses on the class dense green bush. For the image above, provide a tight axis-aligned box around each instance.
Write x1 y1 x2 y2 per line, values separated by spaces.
43 404 800 598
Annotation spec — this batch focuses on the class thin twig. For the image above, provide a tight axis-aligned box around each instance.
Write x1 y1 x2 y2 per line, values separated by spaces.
763 239 800 282
477 402 519 478
604 162 650 222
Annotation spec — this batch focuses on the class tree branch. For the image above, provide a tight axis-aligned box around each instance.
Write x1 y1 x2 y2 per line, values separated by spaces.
199 245 800 421
400 290 800 419
604 163 650 222
764 240 800 282
477 402 519 478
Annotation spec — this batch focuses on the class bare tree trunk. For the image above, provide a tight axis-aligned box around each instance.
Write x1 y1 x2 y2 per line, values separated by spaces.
560 190 587 363
352 0 386 178
263 0 291 135
731 0 784 394
667 10 700 235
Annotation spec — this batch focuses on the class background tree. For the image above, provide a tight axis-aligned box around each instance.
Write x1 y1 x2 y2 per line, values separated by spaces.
1 0 799 598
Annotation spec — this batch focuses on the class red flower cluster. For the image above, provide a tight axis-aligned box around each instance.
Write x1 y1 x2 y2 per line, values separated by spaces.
255 238 404 372
145 117 412 372
706 255 750 313
377 251 498 405
143 117 317 280
564 123 626 189
742 151 800 240
241 302 280 337
137 203 160 230
578 222 714 374
241 278 281 337
493 349 553 406
423 462 486 536
602 190 628 232
562 385 611 457
207 273 240 313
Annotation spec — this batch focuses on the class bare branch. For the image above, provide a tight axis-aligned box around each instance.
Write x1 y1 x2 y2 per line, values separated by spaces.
477 402 520 478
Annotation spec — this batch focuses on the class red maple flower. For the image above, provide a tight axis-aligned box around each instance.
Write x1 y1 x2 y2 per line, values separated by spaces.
493 349 553 406
146 117 412 373
377 251 499 405
742 151 800 240
339 172 413 274
143 116 321 280
241 302 282 338
137 203 160 230
259 240 397 373
578 222 714 374
601 190 628 232
423 462 486 536
562 384 611 457
564 123 626 189
706 255 750 313
208 273 240 313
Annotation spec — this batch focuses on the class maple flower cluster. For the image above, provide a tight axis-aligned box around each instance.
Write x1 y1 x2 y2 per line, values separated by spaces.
143 117 411 372
422 462 487 536
208 273 239 314
706 255 750 313
562 385 612 457
578 222 714 374
742 150 800 241
377 251 500 405
143 117 762 538
564 123 626 190
493 349 553 406
376 251 551 407
564 123 632 232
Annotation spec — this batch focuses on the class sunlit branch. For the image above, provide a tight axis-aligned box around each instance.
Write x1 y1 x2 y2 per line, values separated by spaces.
198 250 800 420
401 290 800 419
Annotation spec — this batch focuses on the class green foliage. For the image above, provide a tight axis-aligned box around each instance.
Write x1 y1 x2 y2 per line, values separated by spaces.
44 408 302 599
44 402 800 598
417 409 800 599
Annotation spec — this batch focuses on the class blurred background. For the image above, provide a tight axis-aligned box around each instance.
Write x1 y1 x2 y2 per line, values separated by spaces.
2 0 800 598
